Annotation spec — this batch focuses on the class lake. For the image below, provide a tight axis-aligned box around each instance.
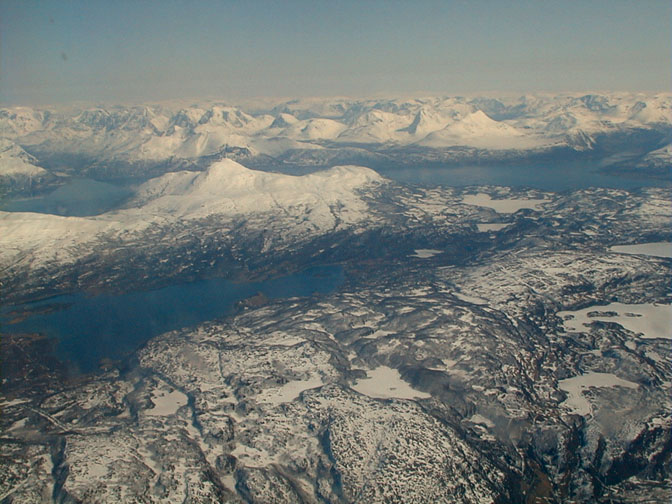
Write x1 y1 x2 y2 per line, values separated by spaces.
1 266 344 374
2 178 133 216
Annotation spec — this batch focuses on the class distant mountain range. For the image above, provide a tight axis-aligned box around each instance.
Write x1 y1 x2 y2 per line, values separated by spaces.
1 93 669 193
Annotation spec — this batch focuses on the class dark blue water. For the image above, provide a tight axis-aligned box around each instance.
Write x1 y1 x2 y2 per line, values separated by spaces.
1 266 344 373
3 178 133 216
377 162 671 191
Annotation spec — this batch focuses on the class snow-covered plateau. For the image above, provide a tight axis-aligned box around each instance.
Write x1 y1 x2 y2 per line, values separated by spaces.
1 94 671 503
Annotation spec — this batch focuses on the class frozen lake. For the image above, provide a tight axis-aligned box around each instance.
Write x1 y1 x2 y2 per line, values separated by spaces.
462 192 549 213
610 242 672 258
352 366 431 400
558 302 672 340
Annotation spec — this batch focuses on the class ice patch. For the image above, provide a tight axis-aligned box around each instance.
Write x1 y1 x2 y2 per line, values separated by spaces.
362 329 394 340
410 249 441 258
559 372 638 416
146 388 188 416
453 292 488 305
0 398 29 407
558 302 672 340
222 474 237 492
8 417 28 431
352 366 431 400
257 375 324 404
476 223 509 232
462 193 549 213
610 242 672 258
265 334 306 346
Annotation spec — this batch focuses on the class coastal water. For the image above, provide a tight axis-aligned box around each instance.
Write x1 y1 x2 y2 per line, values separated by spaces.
2 178 133 216
375 161 671 191
1 266 344 373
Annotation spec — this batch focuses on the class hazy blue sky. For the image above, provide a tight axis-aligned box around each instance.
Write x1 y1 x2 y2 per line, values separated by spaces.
1 0 670 104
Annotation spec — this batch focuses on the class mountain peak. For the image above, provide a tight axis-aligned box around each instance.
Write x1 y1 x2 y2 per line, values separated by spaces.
270 113 298 128
132 159 386 220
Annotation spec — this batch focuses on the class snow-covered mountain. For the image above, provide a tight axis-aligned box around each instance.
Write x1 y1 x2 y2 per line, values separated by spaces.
0 138 53 193
0 160 385 287
1 93 668 185
127 159 384 225
417 110 547 149
0 138 47 178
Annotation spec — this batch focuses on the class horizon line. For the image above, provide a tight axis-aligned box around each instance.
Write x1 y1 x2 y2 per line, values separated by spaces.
2 89 671 109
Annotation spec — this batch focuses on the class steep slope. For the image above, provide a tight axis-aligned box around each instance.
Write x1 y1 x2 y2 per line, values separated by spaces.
0 138 52 194
398 107 451 137
0 138 48 178
335 110 410 144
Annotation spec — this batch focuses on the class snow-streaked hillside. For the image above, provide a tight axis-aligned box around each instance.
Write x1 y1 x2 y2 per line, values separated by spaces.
0 138 48 178
640 143 671 167
0 138 52 193
0 160 386 275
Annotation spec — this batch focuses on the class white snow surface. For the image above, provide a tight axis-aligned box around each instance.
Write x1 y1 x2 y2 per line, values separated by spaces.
609 242 672 258
453 292 488 305
352 366 431 400
146 388 188 416
410 249 442 258
0 211 126 268
559 372 639 416
558 302 672 340
256 375 324 405
462 193 549 213
129 159 384 223
476 223 509 232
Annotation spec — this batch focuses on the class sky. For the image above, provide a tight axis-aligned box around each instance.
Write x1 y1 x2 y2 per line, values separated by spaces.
1 0 670 105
